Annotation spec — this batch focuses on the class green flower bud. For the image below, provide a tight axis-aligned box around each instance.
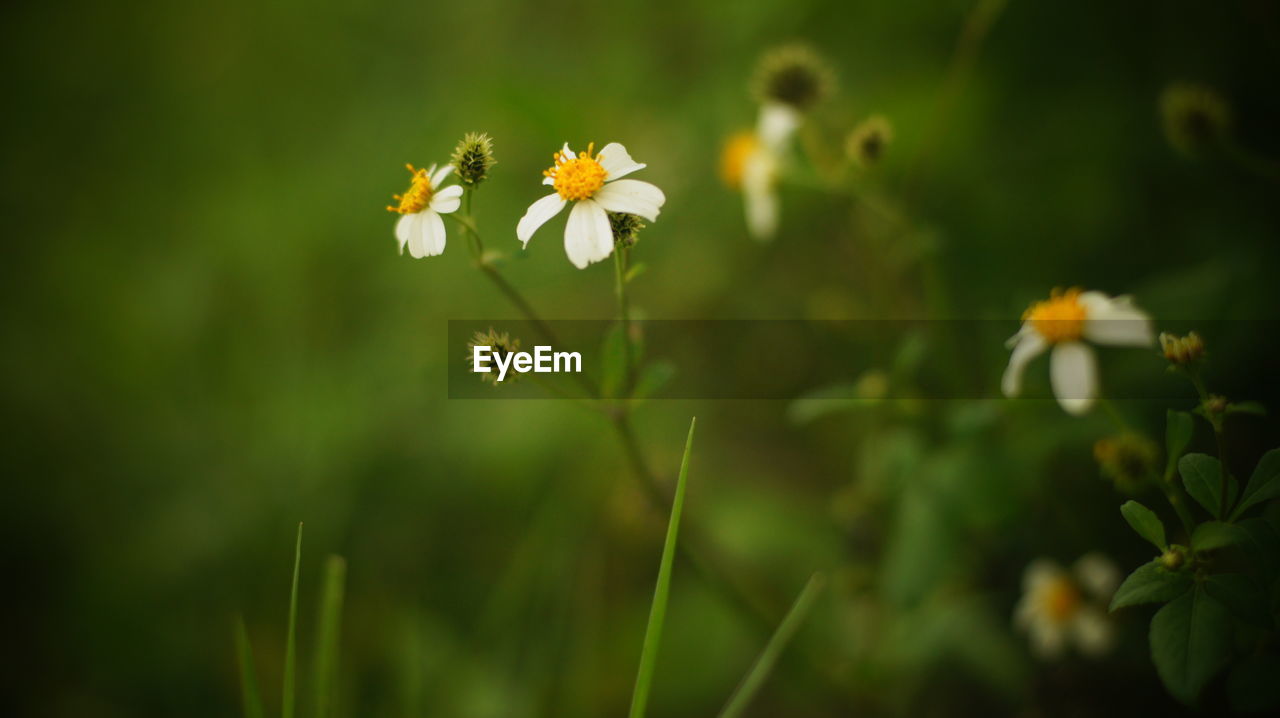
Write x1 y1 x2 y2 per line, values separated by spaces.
846 115 894 168
1159 545 1186 571
608 212 646 248
1159 331 1205 366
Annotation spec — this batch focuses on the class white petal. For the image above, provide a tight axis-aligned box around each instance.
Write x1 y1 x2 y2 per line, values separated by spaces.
1072 608 1114 657
430 164 454 189
1022 559 1063 593
395 213 418 254
430 185 463 214
563 199 613 269
596 142 646 180
742 152 778 240
1080 292 1154 347
516 194 567 247
593 179 665 221
405 214 426 258
1028 619 1066 659
543 175 556 186
413 211 446 257
1001 331 1047 398
757 102 800 150
560 143 576 160
1073 553 1120 600
1050 342 1097 416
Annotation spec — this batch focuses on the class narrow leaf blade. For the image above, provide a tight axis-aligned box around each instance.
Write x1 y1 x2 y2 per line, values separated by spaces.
313 555 347 718
234 616 265 718
283 523 303 718
718 573 825 718
628 418 696 718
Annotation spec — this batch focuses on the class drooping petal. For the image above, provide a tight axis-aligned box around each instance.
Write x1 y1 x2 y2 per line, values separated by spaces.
1050 342 1098 416
430 185 463 214
742 152 778 240
420 210 446 256
395 213 418 254
1071 607 1114 657
516 193 567 247
757 102 800 150
430 164 454 189
1079 292 1154 347
593 179 665 221
405 214 426 258
1073 553 1120 600
1001 331 1047 398
563 199 613 269
596 142 646 180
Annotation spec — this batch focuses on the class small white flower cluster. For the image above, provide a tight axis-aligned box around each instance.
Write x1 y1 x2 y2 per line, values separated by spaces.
1015 554 1120 659
387 140 665 270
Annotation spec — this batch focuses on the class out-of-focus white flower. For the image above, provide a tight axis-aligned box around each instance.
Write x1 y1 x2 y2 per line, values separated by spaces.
516 142 665 269
1002 288 1154 415
720 104 801 242
1015 554 1120 659
386 163 464 258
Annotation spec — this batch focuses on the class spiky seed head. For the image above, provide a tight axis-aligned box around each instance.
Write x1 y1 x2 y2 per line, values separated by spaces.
467 328 521 385
1160 84 1230 156
846 115 894 168
752 44 835 112
451 132 497 186
608 212 646 248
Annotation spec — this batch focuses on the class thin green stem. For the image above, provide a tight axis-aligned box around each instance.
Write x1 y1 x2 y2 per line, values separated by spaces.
1187 369 1233 519
614 246 633 397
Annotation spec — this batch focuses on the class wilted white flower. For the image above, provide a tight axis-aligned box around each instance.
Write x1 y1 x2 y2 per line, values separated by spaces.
719 105 798 241
1002 288 1154 415
1015 554 1120 659
386 163 464 258
516 142 665 269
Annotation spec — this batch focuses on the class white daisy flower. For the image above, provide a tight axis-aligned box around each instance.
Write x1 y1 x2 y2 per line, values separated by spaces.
1002 288 1154 416
386 163 464 258
719 104 799 242
1014 554 1120 660
516 142 666 269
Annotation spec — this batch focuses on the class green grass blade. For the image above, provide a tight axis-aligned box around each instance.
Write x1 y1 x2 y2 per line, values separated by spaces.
313 555 346 718
234 615 265 718
718 573 826 718
283 522 303 718
628 417 696 718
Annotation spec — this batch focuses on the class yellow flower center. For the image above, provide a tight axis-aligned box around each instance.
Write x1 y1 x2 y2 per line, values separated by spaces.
1039 576 1082 623
545 143 608 201
386 164 433 214
720 131 760 189
1024 288 1088 343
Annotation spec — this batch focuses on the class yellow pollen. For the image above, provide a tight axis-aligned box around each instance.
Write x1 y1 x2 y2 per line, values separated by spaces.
544 143 608 201
720 131 759 189
1024 287 1088 343
386 163 433 214
1039 576 1082 623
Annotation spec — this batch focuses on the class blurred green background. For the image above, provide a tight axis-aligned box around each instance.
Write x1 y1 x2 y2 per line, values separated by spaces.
3 0 1280 715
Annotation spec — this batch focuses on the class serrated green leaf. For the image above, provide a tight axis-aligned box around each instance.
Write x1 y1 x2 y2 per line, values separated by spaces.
1121 500 1167 550
1230 448 1280 520
1165 410 1195 477
1237 518 1280 579
1150 585 1231 704
1204 574 1270 626
1110 560 1192 611
1180 453 1233 517
1191 521 1247 552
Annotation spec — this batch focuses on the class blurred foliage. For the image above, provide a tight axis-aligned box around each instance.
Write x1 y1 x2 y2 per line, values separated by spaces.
3 0 1280 716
